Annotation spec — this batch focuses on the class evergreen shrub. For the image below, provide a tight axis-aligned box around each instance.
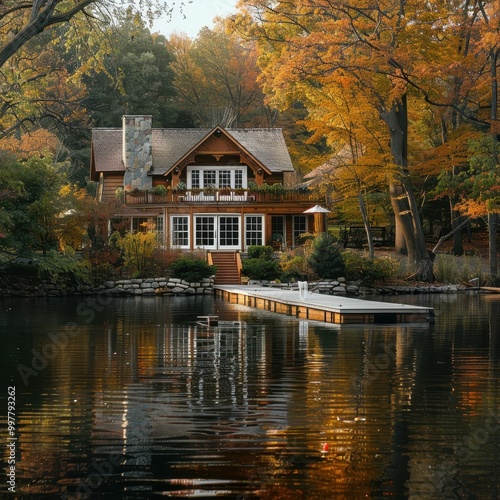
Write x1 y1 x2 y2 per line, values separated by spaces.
243 245 281 280
247 245 274 259
308 233 345 279
169 257 216 283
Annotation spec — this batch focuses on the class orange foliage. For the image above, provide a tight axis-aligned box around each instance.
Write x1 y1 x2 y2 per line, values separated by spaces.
0 129 60 158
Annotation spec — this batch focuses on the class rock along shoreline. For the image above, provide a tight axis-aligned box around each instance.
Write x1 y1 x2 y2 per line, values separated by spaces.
0 275 468 298
0 276 215 298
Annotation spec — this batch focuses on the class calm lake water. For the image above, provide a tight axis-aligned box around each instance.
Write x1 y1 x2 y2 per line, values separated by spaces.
1 292 500 499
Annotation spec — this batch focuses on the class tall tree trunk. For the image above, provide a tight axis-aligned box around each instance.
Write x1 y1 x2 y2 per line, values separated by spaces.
393 216 407 255
488 213 498 285
358 190 374 259
488 48 499 283
380 94 434 281
450 197 464 256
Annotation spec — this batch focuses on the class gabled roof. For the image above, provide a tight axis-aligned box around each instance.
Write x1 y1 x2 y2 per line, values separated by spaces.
300 147 354 187
91 126 294 174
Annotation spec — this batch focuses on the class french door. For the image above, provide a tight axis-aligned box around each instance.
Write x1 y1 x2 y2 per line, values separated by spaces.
195 215 240 250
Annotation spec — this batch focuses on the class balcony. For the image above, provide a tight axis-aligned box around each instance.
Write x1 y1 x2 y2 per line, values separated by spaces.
124 188 318 205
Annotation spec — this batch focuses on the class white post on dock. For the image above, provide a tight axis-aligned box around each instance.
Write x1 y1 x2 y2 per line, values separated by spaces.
298 281 308 300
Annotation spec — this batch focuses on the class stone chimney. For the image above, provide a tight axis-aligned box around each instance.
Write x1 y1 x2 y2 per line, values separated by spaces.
122 115 153 190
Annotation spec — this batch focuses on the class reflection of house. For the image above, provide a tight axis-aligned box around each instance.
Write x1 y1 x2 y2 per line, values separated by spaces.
90 115 323 254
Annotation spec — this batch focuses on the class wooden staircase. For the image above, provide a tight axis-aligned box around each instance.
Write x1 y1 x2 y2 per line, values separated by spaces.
208 251 241 285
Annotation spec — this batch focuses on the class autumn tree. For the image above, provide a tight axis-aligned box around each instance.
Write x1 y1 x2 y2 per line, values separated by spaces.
169 25 268 127
233 0 499 281
297 75 394 257
454 135 500 280
117 228 158 277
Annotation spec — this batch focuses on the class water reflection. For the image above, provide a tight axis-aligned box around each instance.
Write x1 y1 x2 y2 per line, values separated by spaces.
0 294 499 498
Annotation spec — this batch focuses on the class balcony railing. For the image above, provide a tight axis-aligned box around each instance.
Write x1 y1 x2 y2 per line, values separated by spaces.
124 189 318 205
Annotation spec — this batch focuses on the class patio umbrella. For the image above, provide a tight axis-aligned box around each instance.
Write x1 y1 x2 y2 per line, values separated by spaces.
303 205 330 213
303 205 330 233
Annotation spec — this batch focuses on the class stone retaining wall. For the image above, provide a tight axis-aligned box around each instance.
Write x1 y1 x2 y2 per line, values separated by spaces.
0 276 215 297
248 278 463 296
1 275 464 298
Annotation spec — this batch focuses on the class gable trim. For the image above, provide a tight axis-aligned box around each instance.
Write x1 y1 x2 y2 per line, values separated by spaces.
164 125 272 176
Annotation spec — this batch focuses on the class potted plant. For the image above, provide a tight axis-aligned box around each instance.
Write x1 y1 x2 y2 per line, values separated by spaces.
152 184 168 195
203 185 216 197
151 184 169 202
115 187 125 203
174 181 187 193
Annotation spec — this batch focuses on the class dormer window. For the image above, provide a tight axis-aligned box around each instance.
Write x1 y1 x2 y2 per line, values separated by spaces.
187 166 246 189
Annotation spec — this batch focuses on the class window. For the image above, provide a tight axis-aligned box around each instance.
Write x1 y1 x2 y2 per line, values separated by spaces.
187 166 247 189
235 169 243 189
132 217 149 234
171 216 189 247
219 217 240 247
218 170 231 188
156 216 164 246
271 216 285 242
293 216 307 245
132 217 163 234
203 170 216 187
246 216 264 247
195 216 215 247
191 170 200 189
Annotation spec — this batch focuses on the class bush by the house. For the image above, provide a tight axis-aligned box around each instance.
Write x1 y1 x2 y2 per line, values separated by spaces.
169 257 216 283
243 245 281 280
82 246 123 284
247 245 274 259
242 258 282 281
280 254 307 281
308 232 345 279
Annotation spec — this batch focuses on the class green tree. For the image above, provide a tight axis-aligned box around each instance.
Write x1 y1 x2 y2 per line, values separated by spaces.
0 154 76 256
0 1 182 68
84 18 179 128
308 233 345 279
0 1 185 150
454 134 500 282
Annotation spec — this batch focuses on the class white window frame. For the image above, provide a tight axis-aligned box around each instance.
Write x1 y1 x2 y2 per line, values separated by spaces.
170 215 190 249
187 166 247 189
245 215 265 248
193 214 241 250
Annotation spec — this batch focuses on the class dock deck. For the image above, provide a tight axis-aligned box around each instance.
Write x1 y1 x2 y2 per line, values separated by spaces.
214 286 433 324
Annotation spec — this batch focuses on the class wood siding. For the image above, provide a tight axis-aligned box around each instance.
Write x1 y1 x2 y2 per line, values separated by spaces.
101 174 124 201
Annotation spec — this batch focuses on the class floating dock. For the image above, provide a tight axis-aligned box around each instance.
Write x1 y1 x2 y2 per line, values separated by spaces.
214 286 433 325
